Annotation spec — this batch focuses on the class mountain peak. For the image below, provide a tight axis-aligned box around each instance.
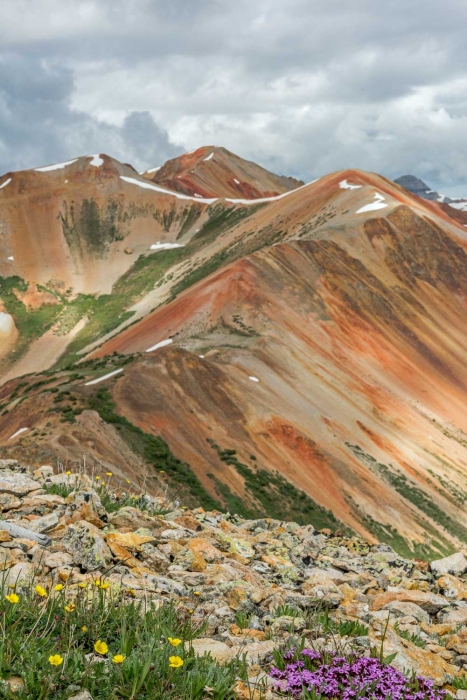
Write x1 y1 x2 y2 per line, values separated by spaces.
394 173 451 203
143 145 304 199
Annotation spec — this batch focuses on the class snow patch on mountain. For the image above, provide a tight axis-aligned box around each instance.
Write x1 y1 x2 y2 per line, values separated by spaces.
0 178 11 190
356 192 388 214
150 242 185 251
449 201 467 212
89 154 104 167
9 428 28 440
146 338 173 353
0 312 14 334
339 180 362 190
35 159 78 172
84 368 123 386
119 176 217 204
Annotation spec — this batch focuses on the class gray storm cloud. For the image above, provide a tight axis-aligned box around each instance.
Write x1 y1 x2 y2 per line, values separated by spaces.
1 0 467 194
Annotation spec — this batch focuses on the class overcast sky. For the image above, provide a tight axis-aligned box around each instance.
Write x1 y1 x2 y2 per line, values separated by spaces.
1 0 467 195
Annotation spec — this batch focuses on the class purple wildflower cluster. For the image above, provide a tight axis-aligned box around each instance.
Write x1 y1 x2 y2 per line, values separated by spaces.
270 648 447 699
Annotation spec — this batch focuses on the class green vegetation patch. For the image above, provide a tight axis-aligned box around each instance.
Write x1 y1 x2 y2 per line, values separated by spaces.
347 443 464 552
54 248 185 368
0 275 64 361
208 441 353 533
59 198 129 256
0 582 240 700
85 388 221 511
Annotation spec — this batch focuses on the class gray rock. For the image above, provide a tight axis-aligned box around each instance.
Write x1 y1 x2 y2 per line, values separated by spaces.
0 460 23 472
431 552 467 577
68 692 93 700
0 472 40 496
27 513 59 533
139 572 186 595
383 601 430 624
438 602 467 625
0 493 22 512
62 520 112 571
0 520 52 546
44 551 74 569
270 615 306 634
6 562 35 587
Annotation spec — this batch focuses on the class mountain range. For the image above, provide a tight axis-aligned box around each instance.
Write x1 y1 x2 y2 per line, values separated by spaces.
1 146 467 559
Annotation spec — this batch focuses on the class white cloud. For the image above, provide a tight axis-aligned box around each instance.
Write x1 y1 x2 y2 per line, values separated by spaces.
1 0 467 194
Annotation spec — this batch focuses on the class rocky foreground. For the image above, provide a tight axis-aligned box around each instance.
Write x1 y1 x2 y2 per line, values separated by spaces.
2 459 467 697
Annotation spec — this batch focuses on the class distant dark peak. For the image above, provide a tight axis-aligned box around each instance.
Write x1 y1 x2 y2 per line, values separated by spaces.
394 174 452 203
395 175 430 192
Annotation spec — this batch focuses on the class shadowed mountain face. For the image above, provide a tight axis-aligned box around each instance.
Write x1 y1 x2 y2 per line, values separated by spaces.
394 175 450 203
1 153 467 558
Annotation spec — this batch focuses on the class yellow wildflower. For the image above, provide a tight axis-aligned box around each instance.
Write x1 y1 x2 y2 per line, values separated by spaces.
94 580 109 589
159 470 165 473
65 603 76 613
78 582 87 589
66 470 71 475
169 655 184 668
35 585 47 598
95 476 100 480
101 481 105 485
188 609 194 614
126 479 131 484
5 593 19 604
94 640 108 655
54 584 64 592
168 637 182 647
194 591 200 596
48 654 63 666
8 583 15 589
112 654 125 664
106 472 113 476
81 626 87 632
126 588 136 597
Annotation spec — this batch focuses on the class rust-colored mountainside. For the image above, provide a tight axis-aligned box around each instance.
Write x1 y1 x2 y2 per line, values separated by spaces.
1 151 467 559
142 146 303 198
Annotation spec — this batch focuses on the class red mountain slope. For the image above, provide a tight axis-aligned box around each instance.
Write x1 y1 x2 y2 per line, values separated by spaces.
1 158 467 557
142 146 303 199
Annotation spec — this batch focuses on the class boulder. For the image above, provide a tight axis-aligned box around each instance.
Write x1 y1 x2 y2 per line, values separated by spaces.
370 589 448 613
301 577 344 607
437 574 467 600
431 552 467 577
44 551 74 569
383 601 430 624
105 531 155 551
190 639 237 663
26 513 59 534
0 472 40 497
65 490 107 527
438 603 467 625
62 520 112 571
369 621 459 686
6 562 35 587
109 506 156 531
33 466 54 480
0 460 22 471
